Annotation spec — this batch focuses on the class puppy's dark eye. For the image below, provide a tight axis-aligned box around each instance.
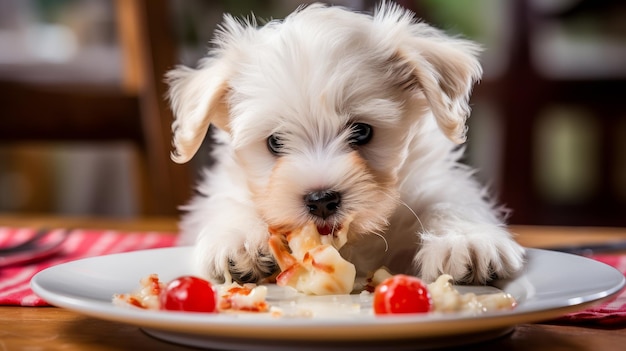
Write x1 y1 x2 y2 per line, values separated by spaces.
349 123 373 146
267 134 284 155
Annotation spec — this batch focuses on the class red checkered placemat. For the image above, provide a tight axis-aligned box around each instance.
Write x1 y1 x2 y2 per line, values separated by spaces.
550 254 626 326
0 227 176 306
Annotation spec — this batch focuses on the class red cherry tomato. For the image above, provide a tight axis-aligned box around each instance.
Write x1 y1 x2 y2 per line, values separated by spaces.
373 274 432 314
160 276 217 312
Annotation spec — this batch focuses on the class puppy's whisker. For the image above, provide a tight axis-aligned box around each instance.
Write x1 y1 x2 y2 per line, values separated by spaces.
331 221 338 236
380 189 424 230
372 230 389 252
398 198 424 230
327 222 337 244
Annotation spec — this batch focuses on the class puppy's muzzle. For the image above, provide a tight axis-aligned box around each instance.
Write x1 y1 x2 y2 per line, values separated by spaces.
304 190 341 220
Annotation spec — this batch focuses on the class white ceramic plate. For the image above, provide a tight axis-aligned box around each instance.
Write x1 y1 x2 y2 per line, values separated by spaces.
31 247 625 350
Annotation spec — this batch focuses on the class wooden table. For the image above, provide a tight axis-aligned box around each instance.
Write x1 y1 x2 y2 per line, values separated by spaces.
1 215 625 350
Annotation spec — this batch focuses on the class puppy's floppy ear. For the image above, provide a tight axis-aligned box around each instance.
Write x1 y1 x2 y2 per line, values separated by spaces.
376 4 482 144
403 38 481 144
166 58 231 164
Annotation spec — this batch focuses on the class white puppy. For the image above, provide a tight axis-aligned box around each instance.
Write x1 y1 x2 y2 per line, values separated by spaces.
167 2 525 285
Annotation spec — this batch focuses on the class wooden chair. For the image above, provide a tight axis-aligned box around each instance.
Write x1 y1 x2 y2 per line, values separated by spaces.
0 0 192 216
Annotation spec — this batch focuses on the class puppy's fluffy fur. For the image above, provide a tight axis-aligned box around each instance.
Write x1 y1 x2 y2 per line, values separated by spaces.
167 2 525 285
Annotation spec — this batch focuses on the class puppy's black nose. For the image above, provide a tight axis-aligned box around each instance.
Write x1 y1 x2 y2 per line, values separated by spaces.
304 190 341 219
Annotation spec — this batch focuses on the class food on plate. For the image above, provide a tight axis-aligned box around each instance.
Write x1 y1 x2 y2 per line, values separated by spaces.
114 256 515 316
160 276 217 312
370 268 517 315
115 271 515 317
113 274 268 313
373 274 432 314
217 282 269 312
113 273 164 310
268 220 356 295
427 274 517 313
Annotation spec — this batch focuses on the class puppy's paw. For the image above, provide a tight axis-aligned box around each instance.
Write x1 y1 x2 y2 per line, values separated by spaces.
228 247 278 283
192 232 278 284
415 226 525 284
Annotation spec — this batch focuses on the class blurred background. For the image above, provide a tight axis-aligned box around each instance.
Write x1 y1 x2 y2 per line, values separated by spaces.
0 0 625 226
